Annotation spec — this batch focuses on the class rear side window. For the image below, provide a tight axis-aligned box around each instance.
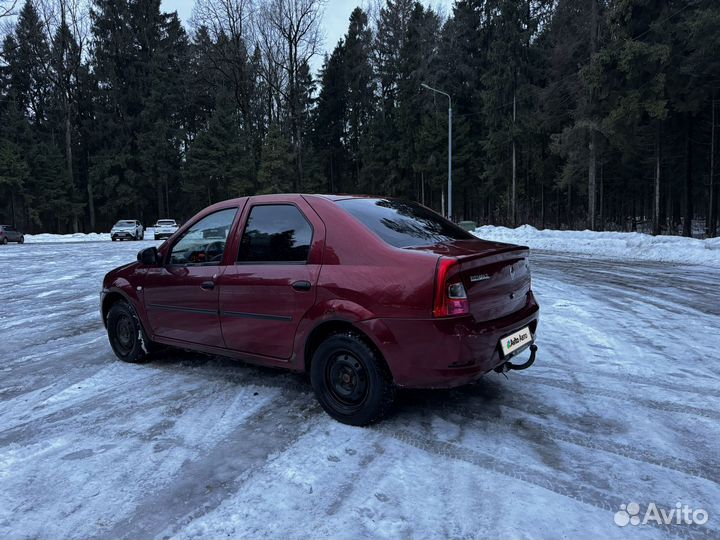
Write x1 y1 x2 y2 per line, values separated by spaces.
337 198 473 248
238 205 312 263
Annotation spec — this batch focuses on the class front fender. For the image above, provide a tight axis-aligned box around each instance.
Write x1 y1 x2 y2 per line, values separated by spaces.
100 274 149 332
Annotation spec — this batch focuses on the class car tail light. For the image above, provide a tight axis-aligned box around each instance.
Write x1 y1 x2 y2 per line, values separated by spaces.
433 258 470 317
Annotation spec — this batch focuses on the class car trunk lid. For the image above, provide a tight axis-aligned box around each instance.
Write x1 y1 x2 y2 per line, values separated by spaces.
410 239 531 322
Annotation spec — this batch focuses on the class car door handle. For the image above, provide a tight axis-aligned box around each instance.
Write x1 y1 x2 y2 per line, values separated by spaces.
201 281 215 290
292 280 311 291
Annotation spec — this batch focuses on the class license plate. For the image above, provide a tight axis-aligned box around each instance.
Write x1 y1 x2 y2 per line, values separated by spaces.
501 326 532 357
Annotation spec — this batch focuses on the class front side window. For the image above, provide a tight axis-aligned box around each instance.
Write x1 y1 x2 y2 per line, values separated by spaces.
238 205 313 263
169 208 237 266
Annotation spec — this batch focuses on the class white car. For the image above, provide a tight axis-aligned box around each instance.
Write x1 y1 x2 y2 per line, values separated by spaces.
111 220 144 241
153 219 179 240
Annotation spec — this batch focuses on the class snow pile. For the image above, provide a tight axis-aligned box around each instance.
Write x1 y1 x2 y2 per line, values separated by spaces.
24 228 160 243
24 232 112 243
474 224 720 265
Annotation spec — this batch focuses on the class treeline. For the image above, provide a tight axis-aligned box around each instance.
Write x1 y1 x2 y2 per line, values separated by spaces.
0 0 718 236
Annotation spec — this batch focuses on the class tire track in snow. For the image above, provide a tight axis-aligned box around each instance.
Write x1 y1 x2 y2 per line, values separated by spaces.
435 403 720 485
519 374 720 421
104 393 321 539
379 426 719 540
536 365 720 399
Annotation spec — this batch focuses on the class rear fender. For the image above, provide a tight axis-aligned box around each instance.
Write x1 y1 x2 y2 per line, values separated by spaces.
292 299 396 370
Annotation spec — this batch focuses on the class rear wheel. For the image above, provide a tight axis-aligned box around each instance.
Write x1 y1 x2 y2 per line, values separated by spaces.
18 236 24 244
1 237 7 245
310 332 395 426
106 301 152 363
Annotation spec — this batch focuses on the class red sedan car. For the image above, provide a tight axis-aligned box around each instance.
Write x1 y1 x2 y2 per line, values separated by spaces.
101 194 539 425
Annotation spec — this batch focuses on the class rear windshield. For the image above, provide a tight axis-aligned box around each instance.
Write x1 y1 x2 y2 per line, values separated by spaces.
337 198 474 248
157 220 176 225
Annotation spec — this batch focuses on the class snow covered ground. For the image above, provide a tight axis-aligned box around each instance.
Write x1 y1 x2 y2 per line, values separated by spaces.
1 238 719 539
474 225 720 265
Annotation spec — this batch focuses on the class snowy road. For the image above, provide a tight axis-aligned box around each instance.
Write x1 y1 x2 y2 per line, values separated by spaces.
1 240 719 539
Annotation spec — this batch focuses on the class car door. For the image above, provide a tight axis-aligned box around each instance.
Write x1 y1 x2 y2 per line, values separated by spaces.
6 226 18 241
143 206 241 347
218 198 325 359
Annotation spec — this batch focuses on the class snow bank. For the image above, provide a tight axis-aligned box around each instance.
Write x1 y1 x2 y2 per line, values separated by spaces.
473 224 720 265
24 232 112 243
24 228 159 243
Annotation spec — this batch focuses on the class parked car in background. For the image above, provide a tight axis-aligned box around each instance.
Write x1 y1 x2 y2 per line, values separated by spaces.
0 225 24 244
110 220 144 241
153 219 179 240
101 194 539 425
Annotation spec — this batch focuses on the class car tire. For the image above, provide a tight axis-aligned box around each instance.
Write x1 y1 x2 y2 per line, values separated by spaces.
111 237 116 241
1 237 7 245
18 236 24 244
310 332 395 426
106 301 152 363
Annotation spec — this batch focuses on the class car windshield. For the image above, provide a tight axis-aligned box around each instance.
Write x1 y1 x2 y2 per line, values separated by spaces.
337 198 474 248
115 221 135 226
157 220 176 226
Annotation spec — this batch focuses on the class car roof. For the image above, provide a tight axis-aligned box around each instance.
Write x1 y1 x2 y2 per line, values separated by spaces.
210 193 381 207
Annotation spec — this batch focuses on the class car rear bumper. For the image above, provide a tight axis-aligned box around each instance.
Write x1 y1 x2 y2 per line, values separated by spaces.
357 292 540 389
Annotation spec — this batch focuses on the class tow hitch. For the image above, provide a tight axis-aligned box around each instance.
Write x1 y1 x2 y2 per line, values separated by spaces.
498 343 537 372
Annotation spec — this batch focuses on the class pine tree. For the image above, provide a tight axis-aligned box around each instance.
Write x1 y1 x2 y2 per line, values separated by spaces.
257 122 294 194
183 97 253 207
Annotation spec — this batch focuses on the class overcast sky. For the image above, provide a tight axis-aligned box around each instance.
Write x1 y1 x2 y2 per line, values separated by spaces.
160 0 455 73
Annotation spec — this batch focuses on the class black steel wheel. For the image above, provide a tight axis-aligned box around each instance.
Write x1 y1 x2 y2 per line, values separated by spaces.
106 301 151 363
311 332 395 426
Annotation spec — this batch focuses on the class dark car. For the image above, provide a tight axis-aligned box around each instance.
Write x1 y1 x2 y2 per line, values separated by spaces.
0 225 24 244
101 194 539 425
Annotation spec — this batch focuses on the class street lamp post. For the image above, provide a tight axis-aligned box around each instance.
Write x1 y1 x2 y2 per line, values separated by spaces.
421 83 452 221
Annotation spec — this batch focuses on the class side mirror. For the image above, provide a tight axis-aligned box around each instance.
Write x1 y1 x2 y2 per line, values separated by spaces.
137 246 159 266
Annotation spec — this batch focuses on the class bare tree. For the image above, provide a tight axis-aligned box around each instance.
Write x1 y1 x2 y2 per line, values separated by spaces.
36 0 90 230
255 0 324 190
1 0 18 19
191 0 257 118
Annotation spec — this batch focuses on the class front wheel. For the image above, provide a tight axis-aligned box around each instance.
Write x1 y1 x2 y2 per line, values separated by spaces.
1 237 7 245
310 332 395 426
106 301 152 363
